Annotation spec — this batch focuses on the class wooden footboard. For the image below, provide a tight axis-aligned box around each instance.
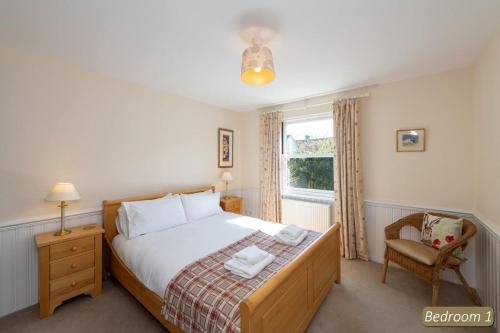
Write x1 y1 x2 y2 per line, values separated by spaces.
240 222 341 333
103 187 341 333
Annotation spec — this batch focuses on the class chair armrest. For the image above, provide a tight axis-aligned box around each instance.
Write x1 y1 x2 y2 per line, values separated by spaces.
385 218 415 240
435 241 463 268
437 234 473 262
439 238 464 255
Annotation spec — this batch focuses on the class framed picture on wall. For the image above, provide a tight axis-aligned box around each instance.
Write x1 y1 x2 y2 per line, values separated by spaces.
218 128 234 168
396 128 425 152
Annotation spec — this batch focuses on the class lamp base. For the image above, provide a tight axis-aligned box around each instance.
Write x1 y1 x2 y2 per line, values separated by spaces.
54 229 72 236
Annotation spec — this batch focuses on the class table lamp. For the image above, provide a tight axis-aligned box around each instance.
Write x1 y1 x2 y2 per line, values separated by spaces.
45 182 81 236
221 171 233 199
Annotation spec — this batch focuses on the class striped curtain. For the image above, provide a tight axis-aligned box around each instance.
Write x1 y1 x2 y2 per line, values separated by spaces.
333 99 368 260
259 111 283 222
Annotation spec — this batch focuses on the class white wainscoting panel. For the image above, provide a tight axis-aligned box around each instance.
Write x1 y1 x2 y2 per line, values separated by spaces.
0 211 102 317
282 199 332 232
474 215 500 330
1 191 498 331
231 188 260 218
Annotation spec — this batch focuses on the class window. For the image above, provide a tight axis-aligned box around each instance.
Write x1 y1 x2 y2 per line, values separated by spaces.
282 115 334 198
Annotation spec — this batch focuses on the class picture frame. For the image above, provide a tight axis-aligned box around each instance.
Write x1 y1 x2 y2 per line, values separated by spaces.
396 128 425 152
218 128 234 168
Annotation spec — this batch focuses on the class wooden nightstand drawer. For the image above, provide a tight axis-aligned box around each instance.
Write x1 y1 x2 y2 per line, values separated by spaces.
50 251 95 279
226 201 241 212
50 236 94 260
220 196 243 214
36 224 104 318
50 267 95 298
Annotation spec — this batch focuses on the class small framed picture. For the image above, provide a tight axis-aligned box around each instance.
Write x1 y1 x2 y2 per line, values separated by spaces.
218 128 234 168
396 128 425 152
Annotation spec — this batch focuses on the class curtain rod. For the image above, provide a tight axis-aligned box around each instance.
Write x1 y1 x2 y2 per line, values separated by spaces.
262 93 370 114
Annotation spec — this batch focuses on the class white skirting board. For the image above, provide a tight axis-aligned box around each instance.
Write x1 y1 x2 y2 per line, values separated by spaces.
0 190 498 331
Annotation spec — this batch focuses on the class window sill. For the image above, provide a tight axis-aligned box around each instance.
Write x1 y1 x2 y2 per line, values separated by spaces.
281 193 334 205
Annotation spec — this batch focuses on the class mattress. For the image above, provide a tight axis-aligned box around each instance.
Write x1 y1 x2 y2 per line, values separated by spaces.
112 212 285 297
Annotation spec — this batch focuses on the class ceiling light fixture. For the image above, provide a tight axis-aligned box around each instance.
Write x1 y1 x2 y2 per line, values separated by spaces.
241 39 275 86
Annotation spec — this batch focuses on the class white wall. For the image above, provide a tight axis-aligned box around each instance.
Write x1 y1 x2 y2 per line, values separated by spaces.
240 110 260 190
239 67 500 322
473 31 500 232
0 45 244 225
0 44 477 224
1 36 499 321
246 68 475 213
362 69 474 211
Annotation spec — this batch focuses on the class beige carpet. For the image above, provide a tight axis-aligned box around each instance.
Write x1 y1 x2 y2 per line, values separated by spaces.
0 260 494 333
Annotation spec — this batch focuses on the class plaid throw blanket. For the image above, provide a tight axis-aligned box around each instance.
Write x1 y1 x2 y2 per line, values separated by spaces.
161 230 321 333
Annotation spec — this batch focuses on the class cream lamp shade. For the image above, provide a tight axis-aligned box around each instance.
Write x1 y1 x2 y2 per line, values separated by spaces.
241 43 275 86
221 171 233 181
45 182 81 202
45 183 80 236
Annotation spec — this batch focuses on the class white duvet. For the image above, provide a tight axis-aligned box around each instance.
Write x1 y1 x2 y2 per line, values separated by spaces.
112 212 285 297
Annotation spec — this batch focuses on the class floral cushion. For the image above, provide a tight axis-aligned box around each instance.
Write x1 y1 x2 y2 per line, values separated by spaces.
421 213 465 260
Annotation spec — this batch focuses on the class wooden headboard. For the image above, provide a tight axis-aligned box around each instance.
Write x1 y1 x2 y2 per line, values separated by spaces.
102 185 215 245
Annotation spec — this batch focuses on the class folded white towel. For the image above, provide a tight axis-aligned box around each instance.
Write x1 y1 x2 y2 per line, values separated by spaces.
274 230 308 246
232 245 268 266
280 224 304 239
224 253 275 279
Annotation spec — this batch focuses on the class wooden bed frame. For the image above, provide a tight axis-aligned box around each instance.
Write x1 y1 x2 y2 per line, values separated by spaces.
102 185 341 333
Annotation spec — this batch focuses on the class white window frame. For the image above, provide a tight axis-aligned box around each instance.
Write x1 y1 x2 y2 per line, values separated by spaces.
281 114 334 199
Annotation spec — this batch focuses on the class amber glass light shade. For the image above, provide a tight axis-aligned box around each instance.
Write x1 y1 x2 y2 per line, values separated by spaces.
241 44 275 85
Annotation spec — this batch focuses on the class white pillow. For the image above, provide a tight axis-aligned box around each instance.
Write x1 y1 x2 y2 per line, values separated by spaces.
116 206 129 237
116 193 174 238
118 195 187 239
181 191 223 221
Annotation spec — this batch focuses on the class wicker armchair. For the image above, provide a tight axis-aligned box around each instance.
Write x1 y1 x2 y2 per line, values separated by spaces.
381 212 481 306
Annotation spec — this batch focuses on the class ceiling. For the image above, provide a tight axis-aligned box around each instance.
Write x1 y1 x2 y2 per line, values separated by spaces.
1 1 500 111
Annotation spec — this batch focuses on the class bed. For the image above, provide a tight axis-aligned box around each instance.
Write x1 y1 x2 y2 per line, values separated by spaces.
102 185 341 333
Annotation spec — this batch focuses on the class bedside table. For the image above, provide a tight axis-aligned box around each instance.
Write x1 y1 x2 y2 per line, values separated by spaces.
220 196 243 214
35 224 104 318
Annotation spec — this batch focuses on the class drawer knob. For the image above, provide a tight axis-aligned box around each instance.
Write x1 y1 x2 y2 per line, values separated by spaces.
71 281 76 287
71 246 78 251
71 263 77 269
